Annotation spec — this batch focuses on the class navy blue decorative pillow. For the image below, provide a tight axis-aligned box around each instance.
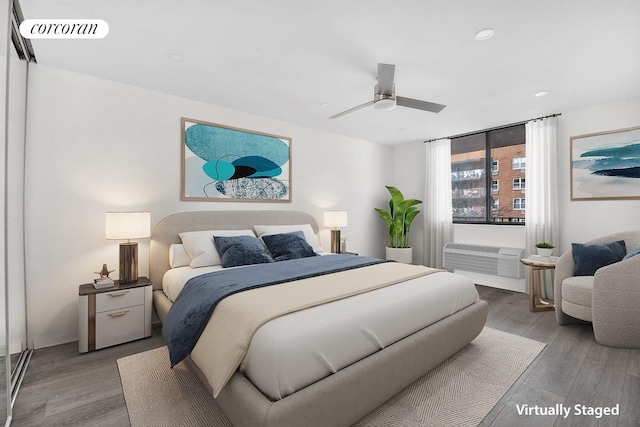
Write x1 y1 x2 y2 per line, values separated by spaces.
262 231 318 261
623 246 640 260
213 235 273 268
572 240 626 276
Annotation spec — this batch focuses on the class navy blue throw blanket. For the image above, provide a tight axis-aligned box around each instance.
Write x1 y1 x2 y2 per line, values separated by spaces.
163 254 384 367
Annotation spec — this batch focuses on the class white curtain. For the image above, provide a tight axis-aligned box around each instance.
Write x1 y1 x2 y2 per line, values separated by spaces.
424 139 453 268
525 116 559 298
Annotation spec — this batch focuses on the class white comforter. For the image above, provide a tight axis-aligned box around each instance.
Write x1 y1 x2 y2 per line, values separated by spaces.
163 263 479 400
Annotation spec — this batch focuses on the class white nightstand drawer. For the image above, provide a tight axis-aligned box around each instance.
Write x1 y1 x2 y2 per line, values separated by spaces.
96 287 145 313
95 304 145 349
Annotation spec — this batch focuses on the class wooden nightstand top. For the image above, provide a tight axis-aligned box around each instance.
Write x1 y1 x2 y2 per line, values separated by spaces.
79 276 152 296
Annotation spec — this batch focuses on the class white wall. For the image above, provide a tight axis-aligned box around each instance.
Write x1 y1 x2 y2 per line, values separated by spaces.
394 141 527 292
392 142 425 263
25 64 394 348
7 54 27 353
394 96 640 293
556 97 640 252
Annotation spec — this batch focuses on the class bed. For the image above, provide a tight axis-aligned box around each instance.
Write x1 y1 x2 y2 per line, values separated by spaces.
150 210 488 427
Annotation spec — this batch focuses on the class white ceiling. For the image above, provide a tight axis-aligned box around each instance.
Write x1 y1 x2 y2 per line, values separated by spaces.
21 0 640 146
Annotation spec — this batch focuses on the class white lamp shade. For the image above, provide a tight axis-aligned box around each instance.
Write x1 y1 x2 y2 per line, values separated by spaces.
324 211 348 228
105 212 151 240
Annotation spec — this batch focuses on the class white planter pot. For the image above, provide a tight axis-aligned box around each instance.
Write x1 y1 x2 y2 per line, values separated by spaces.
386 247 413 264
536 248 554 257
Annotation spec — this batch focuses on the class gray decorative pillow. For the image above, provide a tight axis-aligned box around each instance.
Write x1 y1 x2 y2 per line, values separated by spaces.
572 240 626 276
623 246 640 260
262 231 318 261
213 235 273 268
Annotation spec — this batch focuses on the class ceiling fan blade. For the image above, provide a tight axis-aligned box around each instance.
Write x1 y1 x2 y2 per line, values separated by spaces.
329 100 375 119
396 96 446 113
377 63 395 95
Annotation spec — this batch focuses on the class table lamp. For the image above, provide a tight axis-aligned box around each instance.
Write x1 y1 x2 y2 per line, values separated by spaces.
106 212 150 284
324 210 348 253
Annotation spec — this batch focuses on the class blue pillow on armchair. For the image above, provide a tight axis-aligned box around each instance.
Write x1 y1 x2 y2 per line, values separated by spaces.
572 240 626 276
262 231 318 261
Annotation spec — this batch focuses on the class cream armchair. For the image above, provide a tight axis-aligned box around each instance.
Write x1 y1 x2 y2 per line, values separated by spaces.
554 230 640 348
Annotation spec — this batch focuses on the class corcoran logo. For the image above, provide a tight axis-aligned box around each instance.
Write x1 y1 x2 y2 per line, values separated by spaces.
19 19 109 39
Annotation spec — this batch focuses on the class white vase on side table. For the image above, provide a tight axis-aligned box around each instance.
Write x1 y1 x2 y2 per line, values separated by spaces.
536 248 554 257
386 247 413 264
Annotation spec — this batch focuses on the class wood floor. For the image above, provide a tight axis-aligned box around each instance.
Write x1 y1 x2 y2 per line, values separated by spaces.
10 285 640 427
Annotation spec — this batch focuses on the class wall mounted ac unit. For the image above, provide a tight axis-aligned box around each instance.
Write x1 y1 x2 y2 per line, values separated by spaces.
443 243 524 279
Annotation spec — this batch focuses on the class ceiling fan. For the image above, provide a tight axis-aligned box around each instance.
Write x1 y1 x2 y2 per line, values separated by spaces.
330 63 446 119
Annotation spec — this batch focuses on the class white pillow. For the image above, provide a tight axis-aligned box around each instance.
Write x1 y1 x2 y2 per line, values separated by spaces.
169 244 191 268
178 229 255 268
253 224 323 253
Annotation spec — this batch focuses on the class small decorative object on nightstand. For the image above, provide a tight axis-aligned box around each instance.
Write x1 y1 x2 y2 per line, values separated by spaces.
93 264 115 289
78 276 153 353
520 257 557 312
94 263 114 279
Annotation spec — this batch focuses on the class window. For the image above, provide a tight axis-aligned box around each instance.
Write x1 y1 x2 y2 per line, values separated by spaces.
513 178 525 191
512 157 526 170
513 198 526 210
451 124 526 224
491 160 499 175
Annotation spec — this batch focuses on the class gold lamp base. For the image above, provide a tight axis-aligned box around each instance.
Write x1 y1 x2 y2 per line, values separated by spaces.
119 242 138 284
330 229 342 254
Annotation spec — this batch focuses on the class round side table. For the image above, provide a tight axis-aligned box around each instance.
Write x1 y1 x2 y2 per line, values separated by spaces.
520 257 556 312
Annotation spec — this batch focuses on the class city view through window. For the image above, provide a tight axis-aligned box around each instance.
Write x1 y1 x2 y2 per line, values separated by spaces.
451 125 526 223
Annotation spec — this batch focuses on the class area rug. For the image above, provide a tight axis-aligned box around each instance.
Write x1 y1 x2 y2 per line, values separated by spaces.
117 327 544 427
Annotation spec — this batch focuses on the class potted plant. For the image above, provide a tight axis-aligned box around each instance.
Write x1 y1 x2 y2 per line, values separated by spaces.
535 242 555 257
374 186 422 264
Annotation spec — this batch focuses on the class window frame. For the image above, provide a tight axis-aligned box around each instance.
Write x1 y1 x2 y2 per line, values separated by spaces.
513 198 526 210
512 177 526 191
451 124 526 226
491 160 499 175
512 157 526 170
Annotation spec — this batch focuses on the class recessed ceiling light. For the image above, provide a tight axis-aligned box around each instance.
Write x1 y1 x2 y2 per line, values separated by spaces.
535 91 550 97
319 103 329 108
475 28 495 41
167 52 186 62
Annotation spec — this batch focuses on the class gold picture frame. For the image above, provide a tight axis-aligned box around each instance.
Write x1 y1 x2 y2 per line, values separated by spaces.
181 117 292 202
570 125 640 201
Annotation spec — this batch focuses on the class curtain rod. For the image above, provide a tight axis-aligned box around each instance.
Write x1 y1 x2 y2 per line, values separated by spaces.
424 113 561 143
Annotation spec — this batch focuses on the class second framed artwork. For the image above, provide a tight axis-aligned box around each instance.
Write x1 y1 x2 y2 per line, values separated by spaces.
570 125 640 201
181 117 292 202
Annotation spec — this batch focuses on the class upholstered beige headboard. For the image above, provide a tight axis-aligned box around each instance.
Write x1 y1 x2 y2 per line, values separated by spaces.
149 210 319 290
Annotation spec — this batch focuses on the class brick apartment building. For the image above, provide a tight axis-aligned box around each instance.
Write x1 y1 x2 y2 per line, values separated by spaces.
451 144 526 222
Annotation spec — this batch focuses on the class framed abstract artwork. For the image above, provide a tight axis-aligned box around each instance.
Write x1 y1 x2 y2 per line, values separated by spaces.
570 125 640 200
181 118 292 202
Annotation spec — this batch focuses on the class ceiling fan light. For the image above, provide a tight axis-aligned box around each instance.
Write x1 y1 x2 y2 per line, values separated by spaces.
475 28 495 41
374 98 396 111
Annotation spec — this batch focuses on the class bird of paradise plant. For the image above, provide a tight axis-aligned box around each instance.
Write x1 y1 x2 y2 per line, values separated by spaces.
374 186 422 248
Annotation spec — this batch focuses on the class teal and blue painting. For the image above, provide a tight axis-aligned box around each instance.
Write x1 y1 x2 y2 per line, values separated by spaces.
571 127 640 200
182 119 291 201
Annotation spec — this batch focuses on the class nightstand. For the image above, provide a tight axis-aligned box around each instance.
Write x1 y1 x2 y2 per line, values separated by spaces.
78 276 153 353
